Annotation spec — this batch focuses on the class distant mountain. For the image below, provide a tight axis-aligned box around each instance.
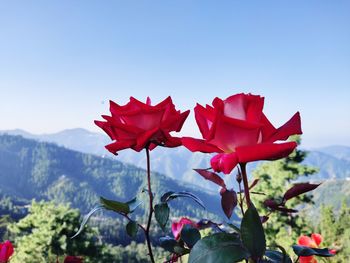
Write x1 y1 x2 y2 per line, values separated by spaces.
314 145 350 162
0 128 109 156
2 129 350 190
305 178 350 220
0 134 225 222
304 150 350 180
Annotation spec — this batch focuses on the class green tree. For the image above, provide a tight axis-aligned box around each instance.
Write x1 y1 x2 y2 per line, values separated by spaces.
317 202 350 262
8 201 110 263
251 136 317 250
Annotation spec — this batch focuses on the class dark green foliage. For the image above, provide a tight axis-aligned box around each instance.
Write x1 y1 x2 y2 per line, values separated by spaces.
159 236 187 254
180 224 201 248
100 196 130 214
241 203 266 259
292 245 334 257
126 220 139 238
188 232 250 263
154 203 170 231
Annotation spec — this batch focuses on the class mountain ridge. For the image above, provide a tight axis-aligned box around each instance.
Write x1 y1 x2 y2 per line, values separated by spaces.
1 128 349 192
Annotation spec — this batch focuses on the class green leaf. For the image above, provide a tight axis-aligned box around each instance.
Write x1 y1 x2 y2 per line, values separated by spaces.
154 203 170 231
100 196 130 214
180 224 201 248
292 245 335 257
126 197 142 213
71 205 104 239
160 191 175 202
160 191 205 209
265 250 292 263
159 236 189 255
241 203 266 259
188 232 250 263
126 220 138 238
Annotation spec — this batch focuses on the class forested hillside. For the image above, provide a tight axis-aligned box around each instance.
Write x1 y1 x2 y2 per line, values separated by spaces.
0 134 224 222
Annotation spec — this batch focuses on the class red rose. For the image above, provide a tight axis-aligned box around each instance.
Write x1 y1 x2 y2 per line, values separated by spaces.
171 217 198 240
64 255 84 263
182 93 302 174
298 233 336 263
0 240 14 263
95 97 190 154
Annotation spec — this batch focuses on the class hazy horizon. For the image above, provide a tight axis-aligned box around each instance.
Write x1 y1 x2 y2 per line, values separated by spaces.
1 126 349 149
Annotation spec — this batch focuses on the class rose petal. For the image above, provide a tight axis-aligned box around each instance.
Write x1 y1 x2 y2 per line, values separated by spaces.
245 94 264 123
194 104 216 139
299 256 316 263
209 115 261 152
235 142 297 163
298 236 315 247
260 113 277 141
182 137 222 153
162 110 190 132
105 140 135 154
223 93 264 122
135 128 163 151
94 120 115 140
121 109 165 130
264 112 302 143
311 233 323 247
163 135 183 148
210 152 239 174
110 99 140 116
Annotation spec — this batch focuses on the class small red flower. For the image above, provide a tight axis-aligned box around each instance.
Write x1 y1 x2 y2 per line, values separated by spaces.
297 233 336 263
63 255 83 263
171 217 198 240
0 240 14 263
95 97 190 154
182 93 302 174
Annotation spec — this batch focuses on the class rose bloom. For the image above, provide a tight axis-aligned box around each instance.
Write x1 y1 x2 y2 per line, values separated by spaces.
171 217 198 240
182 93 302 174
0 240 14 263
298 233 336 263
95 97 190 154
64 255 84 263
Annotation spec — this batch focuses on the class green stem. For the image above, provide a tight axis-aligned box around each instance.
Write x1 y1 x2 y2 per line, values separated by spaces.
240 163 251 208
145 147 155 263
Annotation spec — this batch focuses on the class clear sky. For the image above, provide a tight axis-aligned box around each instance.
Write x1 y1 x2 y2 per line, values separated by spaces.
0 1 349 148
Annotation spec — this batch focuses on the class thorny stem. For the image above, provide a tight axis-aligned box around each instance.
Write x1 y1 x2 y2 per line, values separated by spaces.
145 147 155 263
240 163 251 209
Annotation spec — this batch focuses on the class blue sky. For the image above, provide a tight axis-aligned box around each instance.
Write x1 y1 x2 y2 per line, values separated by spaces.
0 1 349 148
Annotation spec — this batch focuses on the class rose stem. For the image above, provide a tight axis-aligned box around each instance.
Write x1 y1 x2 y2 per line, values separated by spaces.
145 147 155 263
236 167 245 216
239 163 251 208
